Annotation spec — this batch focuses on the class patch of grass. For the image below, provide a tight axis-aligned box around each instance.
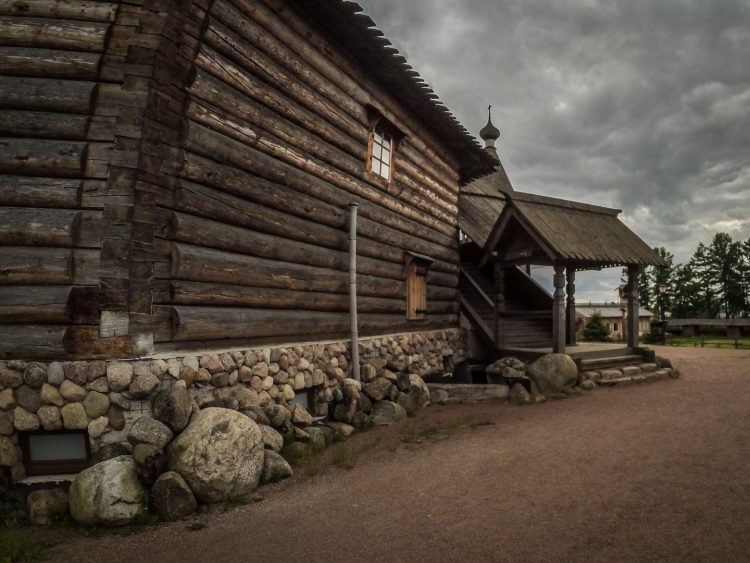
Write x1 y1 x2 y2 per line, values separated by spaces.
0 528 48 562
352 412 375 432
399 419 496 446
0 501 26 530
332 443 358 469
186 521 206 532
281 441 323 477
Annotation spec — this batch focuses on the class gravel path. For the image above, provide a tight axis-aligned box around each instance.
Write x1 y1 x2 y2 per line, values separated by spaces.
52 346 750 562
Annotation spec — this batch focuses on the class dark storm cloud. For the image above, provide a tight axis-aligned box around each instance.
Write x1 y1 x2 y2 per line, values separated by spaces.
357 0 750 300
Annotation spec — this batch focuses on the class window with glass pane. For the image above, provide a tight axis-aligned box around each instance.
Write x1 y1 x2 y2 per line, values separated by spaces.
20 431 91 475
369 124 393 181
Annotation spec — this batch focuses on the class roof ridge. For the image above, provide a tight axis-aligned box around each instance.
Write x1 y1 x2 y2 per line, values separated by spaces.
292 0 497 183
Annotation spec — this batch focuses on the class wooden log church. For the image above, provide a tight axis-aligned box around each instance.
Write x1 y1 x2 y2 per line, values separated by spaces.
0 0 663 366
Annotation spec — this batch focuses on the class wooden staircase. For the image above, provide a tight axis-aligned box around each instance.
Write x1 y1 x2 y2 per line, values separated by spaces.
460 260 554 350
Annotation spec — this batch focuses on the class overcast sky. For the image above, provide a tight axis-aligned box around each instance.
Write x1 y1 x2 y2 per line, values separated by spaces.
358 0 750 303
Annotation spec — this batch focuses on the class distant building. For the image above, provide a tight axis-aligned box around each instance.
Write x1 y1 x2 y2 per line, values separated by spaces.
577 304 653 340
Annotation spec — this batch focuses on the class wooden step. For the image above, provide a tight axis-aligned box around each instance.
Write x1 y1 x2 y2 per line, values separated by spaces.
580 354 645 371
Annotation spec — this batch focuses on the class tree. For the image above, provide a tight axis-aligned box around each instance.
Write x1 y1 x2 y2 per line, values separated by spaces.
737 237 750 317
689 242 720 318
706 233 744 318
670 262 702 318
652 247 675 320
582 312 611 342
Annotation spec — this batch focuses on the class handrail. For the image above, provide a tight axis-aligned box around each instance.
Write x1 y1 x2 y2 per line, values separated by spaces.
459 296 494 341
459 267 494 309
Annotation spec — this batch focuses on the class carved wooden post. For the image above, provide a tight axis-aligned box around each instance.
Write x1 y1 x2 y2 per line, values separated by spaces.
566 267 577 346
494 262 506 349
627 264 640 348
553 264 566 353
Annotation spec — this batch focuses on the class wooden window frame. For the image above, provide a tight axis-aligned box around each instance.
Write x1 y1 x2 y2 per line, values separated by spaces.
19 430 91 476
405 252 434 321
366 107 403 185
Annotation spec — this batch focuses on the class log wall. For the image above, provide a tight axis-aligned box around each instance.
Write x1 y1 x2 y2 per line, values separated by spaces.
149 0 464 350
1 0 468 358
0 1 121 359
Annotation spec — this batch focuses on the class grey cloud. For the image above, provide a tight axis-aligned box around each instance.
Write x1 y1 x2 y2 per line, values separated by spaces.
358 0 750 301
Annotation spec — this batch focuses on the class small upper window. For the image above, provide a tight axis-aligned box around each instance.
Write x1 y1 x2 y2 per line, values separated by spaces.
366 107 402 183
369 123 393 181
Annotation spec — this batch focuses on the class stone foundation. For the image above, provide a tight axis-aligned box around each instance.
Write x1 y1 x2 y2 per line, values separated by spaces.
0 329 465 483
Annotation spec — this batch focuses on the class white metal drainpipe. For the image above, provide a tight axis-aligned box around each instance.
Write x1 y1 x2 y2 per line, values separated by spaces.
349 203 360 382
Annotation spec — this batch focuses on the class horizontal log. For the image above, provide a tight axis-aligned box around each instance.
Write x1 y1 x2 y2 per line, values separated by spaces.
169 281 406 314
166 305 456 342
213 0 364 124
188 68 457 219
170 242 405 298
0 110 88 140
71 248 99 285
196 37 362 160
176 180 427 269
0 137 85 177
183 122 456 249
62 325 133 359
0 76 95 114
164 210 408 282
0 1 118 23
0 16 109 51
0 46 100 79
247 0 462 181
0 325 67 359
0 207 81 246
180 152 459 270
0 175 80 207
0 285 72 323
186 106 456 235
0 246 71 284
203 22 459 199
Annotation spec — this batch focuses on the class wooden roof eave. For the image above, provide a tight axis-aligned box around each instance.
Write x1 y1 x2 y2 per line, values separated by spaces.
479 204 558 268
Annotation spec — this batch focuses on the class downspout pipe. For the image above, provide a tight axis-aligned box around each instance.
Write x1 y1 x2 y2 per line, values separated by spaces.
349 203 361 382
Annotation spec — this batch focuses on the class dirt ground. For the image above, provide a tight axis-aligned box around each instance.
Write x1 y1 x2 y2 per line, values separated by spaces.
48 346 750 562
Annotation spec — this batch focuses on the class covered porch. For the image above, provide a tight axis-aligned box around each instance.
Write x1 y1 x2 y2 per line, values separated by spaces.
460 189 667 357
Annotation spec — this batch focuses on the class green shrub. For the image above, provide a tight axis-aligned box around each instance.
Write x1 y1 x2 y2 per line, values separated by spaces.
582 312 611 342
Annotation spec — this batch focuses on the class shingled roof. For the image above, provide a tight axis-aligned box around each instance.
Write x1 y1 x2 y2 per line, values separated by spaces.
460 184 666 269
291 0 497 184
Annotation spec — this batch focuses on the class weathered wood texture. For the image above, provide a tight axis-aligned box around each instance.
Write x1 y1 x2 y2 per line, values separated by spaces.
144 0 465 347
2 0 470 358
0 3 131 359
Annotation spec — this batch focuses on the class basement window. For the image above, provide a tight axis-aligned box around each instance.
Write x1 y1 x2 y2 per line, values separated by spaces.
290 389 315 414
19 431 91 476
406 252 434 321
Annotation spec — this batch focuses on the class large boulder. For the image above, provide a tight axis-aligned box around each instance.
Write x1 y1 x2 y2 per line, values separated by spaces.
167 408 264 503
370 401 407 426
526 354 578 395
69 456 146 526
151 471 196 522
152 382 192 432
260 450 293 485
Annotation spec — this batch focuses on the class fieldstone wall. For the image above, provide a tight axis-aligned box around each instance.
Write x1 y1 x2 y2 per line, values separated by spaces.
0 329 465 483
